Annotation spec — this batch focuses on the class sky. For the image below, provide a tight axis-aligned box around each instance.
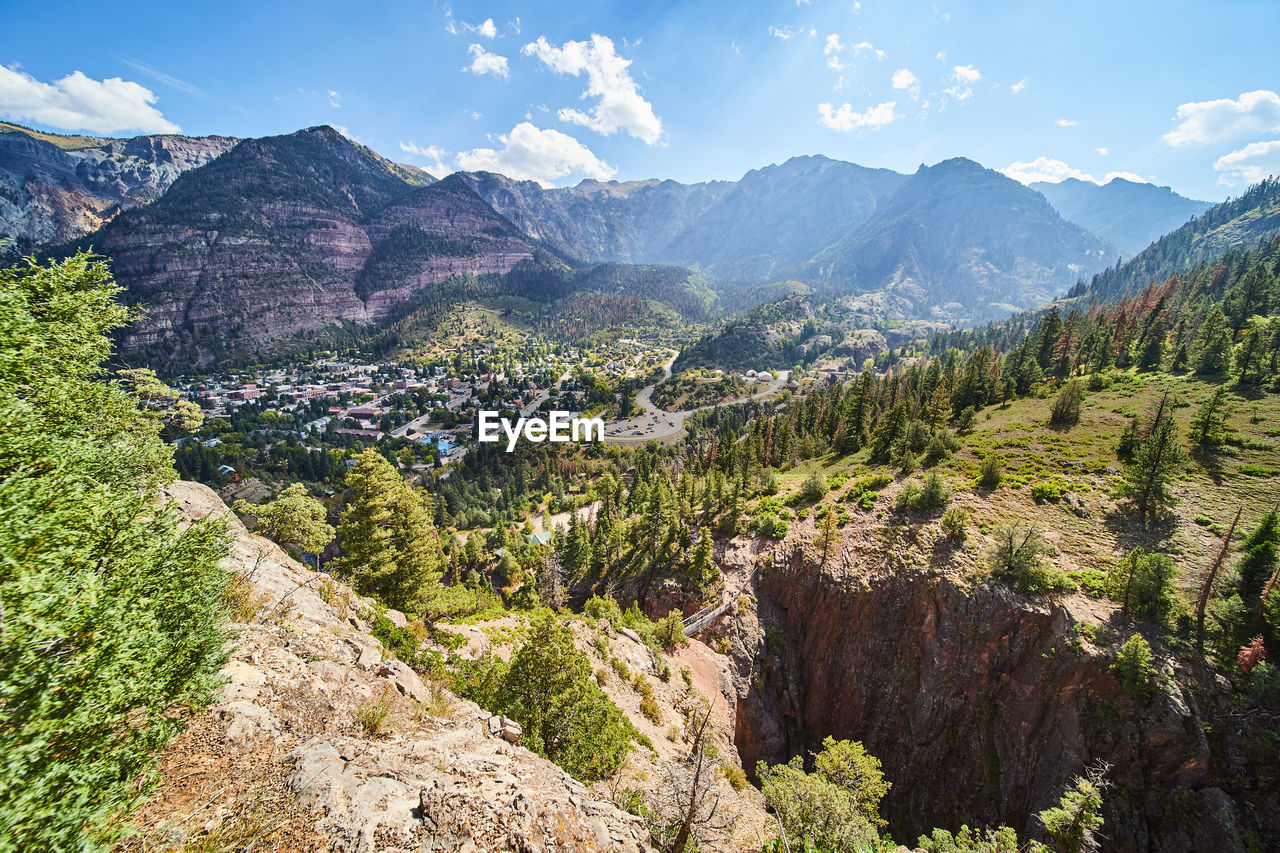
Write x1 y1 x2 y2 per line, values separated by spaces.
2 0 1279 201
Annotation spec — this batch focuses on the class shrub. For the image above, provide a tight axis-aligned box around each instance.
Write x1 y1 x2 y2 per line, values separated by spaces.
1112 634 1155 697
758 737 890 849
985 522 1071 595
354 688 395 736
492 613 633 780
896 470 952 512
1075 569 1109 598
754 512 789 539
978 453 1004 489
654 611 690 652
640 693 663 725
923 429 961 467
721 764 749 791
1105 547 1182 625
940 507 969 540
1030 479 1070 503
1049 380 1083 427
0 254 232 852
584 593 625 628
801 470 829 503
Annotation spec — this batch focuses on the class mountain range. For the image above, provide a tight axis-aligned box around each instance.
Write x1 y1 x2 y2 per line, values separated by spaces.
1031 177 1212 256
0 122 1225 366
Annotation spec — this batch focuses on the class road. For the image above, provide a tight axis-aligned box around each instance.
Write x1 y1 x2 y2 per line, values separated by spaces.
604 354 789 445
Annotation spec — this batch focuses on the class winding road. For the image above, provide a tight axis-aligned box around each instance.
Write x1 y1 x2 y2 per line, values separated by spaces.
604 351 789 444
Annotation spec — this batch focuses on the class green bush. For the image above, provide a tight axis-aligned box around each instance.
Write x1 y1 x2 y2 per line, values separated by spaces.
895 470 952 512
492 612 633 780
1030 479 1070 503
940 507 969 540
1112 634 1155 697
1049 380 1083 427
0 254 232 852
801 470 829 503
758 737 890 849
985 522 1072 595
978 453 1004 489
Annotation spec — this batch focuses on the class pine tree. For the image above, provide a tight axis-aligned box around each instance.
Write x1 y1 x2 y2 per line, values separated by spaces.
1193 308 1233 375
235 482 334 569
1189 386 1230 446
1116 396 1187 522
333 450 443 612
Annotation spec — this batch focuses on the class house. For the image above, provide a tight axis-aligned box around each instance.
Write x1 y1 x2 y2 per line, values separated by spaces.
527 530 553 547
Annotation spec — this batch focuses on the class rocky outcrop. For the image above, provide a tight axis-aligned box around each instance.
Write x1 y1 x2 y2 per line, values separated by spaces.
143 481 651 852
0 121 237 248
729 545 1252 852
64 128 535 366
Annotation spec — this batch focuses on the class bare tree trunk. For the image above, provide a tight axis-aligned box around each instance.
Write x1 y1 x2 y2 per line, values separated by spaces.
1196 506 1242 655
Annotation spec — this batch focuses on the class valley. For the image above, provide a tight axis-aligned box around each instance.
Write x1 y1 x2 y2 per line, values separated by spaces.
3 120 1280 853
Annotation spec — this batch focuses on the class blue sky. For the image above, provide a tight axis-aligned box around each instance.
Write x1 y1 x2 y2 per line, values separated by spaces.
3 0 1278 200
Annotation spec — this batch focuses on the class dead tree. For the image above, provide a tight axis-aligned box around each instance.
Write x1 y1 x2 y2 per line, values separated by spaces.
1195 506 1242 656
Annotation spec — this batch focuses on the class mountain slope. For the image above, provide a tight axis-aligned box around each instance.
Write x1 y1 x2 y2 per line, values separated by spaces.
803 158 1114 322
455 171 732 263
657 155 906 280
1032 177 1212 256
1077 177 1280 302
0 121 238 249
67 126 530 367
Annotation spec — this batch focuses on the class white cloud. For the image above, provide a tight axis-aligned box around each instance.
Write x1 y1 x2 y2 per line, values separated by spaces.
327 89 342 107
1055 118 1077 127
824 34 846 71
853 40 885 59
1001 156 1147 186
454 122 615 186
476 17 497 38
464 44 509 78
1163 90 1280 146
891 68 918 91
522 34 663 145
943 64 981 101
1011 77 1028 94
818 100 896 131
769 25 802 40
1094 147 1109 155
0 65 179 134
1214 139 1280 186
399 140 450 176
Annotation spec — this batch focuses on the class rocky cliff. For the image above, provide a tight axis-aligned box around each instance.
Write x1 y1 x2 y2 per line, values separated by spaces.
140 480 653 852
725 544 1259 852
65 127 536 366
0 121 237 249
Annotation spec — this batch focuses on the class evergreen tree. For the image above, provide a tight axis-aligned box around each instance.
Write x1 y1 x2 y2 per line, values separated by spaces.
235 482 334 569
1189 386 1230 446
332 450 443 612
1116 397 1188 522
1193 308 1233 375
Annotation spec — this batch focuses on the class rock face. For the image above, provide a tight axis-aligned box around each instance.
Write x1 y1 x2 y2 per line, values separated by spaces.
0 121 237 248
729 545 1254 852
146 480 651 852
66 127 538 367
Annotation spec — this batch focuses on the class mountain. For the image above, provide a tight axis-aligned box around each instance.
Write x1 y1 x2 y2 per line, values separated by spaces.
454 171 732 263
65 126 540 367
461 155 905 281
0 121 238 249
1076 177 1280 303
802 158 1114 322
1032 177 1212 256
656 155 907 281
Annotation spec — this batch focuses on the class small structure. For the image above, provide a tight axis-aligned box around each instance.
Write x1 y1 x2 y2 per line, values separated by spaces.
527 530 553 547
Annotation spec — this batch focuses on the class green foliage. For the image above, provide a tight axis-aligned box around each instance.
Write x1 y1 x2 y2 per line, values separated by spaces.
940 507 970 540
1189 386 1230 446
1112 634 1156 697
918 825 1022 852
332 449 444 613
978 453 1004 489
1049 380 1083 427
491 612 632 780
845 474 892 510
1030 479 1071 503
234 482 334 567
0 254 231 851
758 737 889 850
654 610 690 652
1038 776 1107 853
1114 397 1188 522
1106 547 1182 625
985 522 1070 595
755 511 789 539
801 469 829 503
895 470 952 513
